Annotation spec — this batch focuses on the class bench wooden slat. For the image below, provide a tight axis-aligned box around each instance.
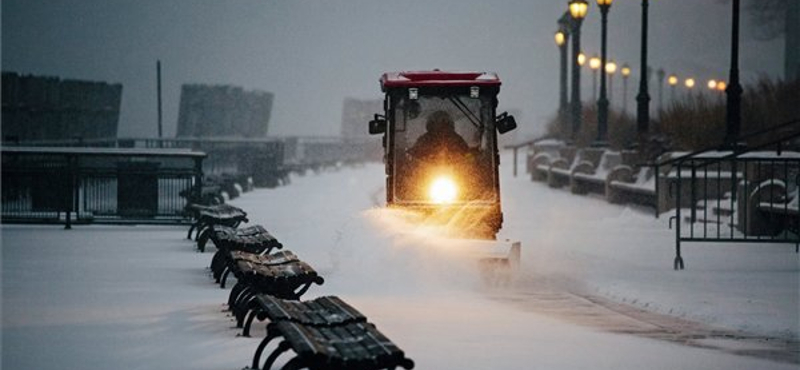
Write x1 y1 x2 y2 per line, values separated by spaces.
242 295 367 337
205 224 282 254
264 321 414 369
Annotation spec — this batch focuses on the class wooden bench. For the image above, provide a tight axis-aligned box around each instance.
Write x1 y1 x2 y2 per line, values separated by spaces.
202 223 283 253
237 294 367 337
745 179 799 237
571 150 621 195
241 294 366 337
529 152 553 182
214 249 297 288
186 203 248 241
757 200 799 246
606 166 658 209
248 320 414 370
228 258 324 324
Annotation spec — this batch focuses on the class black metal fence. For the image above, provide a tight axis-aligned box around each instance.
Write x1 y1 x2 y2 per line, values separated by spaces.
665 120 800 269
4 136 381 187
2 147 205 227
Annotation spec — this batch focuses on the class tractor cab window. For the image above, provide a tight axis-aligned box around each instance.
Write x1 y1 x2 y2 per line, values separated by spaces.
391 94 497 204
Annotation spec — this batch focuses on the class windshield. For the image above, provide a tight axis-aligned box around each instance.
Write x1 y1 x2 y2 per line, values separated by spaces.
390 94 497 203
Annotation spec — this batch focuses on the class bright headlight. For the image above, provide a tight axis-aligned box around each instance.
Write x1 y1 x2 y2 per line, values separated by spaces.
429 176 458 204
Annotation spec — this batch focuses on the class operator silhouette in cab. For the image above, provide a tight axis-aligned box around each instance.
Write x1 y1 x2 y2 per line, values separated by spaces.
408 110 469 163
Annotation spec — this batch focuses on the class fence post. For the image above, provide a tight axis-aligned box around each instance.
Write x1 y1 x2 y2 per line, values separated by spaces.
194 156 204 204
65 153 77 229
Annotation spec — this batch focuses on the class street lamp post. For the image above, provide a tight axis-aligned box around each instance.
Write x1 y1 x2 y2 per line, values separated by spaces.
636 0 651 143
621 64 631 115
569 0 589 142
589 55 601 102
606 60 617 104
656 68 665 113
595 0 613 145
725 0 743 147
668 74 678 104
556 12 571 139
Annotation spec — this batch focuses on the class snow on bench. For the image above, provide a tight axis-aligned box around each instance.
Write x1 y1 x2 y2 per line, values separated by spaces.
571 150 621 195
185 203 248 241
606 165 657 208
215 249 298 288
202 223 282 253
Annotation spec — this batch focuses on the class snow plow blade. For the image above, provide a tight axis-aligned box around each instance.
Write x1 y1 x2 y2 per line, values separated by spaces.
448 239 521 285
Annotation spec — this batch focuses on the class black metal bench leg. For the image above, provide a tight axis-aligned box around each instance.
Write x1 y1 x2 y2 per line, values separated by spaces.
236 294 261 328
220 267 233 288
264 340 292 370
230 285 255 317
197 232 210 253
210 251 224 280
251 331 279 369
196 226 213 251
187 221 200 240
195 223 211 241
233 289 258 323
242 309 261 337
228 282 247 308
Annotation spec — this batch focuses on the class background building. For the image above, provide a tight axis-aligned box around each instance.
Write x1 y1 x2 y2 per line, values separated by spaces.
1 72 122 142
176 84 273 138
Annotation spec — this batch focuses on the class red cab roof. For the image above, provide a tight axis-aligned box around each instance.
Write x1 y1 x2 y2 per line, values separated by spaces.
380 70 502 90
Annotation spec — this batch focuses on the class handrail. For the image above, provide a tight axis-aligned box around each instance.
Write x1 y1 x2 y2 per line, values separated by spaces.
502 135 556 150
670 126 800 171
653 118 800 168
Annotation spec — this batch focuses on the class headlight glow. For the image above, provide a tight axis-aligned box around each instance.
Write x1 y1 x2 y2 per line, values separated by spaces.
429 176 458 204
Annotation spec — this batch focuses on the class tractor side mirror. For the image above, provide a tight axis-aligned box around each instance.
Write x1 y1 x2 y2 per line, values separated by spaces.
495 112 517 134
368 114 387 135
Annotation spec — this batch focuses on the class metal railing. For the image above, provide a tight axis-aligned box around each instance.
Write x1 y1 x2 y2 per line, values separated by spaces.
663 120 800 269
4 136 381 185
2 147 206 227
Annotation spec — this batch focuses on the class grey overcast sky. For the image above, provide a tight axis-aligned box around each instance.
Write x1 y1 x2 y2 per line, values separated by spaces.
1 0 784 139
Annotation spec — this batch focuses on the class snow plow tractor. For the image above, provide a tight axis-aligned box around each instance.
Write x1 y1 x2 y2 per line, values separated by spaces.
368 70 521 281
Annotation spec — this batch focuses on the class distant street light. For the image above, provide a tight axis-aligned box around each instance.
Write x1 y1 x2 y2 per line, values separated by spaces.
578 52 587 67
589 55 601 101
707 79 718 90
684 78 696 100
636 0 651 142
667 74 678 104
621 64 631 115
568 0 589 141
555 31 566 47
595 0 613 146
716 81 727 91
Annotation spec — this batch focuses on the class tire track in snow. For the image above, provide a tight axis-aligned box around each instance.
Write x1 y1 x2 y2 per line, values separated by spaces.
487 275 799 365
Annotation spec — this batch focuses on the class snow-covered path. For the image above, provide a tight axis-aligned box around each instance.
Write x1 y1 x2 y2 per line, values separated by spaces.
2 154 798 369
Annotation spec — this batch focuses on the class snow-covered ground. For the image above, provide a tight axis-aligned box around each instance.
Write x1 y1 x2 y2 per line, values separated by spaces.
2 152 798 369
